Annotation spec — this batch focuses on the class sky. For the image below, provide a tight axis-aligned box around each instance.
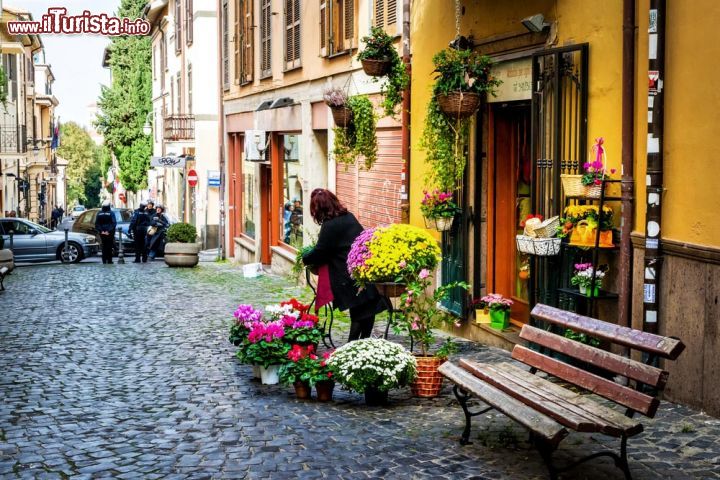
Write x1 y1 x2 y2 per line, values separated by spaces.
16 0 121 129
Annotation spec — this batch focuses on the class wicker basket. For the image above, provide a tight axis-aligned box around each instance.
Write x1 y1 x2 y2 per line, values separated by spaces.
410 356 445 398
423 216 454 232
361 58 392 76
437 92 481 119
516 235 562 256
330 106 353 128
561 174 602 198
533 216 560 238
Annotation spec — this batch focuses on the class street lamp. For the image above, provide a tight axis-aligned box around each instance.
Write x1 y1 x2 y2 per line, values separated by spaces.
143 111 153 136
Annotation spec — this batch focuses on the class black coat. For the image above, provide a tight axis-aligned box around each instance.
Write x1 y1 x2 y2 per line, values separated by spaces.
95 209 117 234
302 212 380 312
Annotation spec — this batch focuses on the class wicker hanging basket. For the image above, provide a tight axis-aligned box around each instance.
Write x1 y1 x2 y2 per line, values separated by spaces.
561 174 603 199
330 106 353 128
423 216 454 232
437 91 481 119
361 58 392 77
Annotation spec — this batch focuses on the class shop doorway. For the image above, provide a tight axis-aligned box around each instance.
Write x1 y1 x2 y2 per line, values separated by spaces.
488 102 532 324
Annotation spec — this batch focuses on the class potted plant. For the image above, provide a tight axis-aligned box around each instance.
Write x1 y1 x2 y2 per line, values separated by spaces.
279 345 335 401
570 263 606 296
332 95 378 170
357 26 408 117
347 224 441 297
243 320 290 384
481 293 513 330
324 87 352 127
431 48 500 119
420 189 460 231
164 222 199 267
470 297 490 324
397 265 469 397
327 338 416 406
561 205 614 247
229 303 265 378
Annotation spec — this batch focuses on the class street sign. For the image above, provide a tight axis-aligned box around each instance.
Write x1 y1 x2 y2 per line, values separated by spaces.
188 169 198 187
208 170 221 188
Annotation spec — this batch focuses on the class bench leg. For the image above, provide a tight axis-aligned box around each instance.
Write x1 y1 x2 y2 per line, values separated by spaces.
452 385 493 446
533 433 633 480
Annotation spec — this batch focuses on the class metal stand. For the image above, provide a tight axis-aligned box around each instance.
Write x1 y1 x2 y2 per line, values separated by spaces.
380 295 414 352
532 434 632 480
452 385 493 445
118 229 125 264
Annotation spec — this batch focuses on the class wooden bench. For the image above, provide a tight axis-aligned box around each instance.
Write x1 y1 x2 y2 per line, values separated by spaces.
0 266 8 291
439 304 685 480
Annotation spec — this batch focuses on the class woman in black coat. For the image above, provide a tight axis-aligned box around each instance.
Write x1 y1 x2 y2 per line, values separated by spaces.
302 188 383 341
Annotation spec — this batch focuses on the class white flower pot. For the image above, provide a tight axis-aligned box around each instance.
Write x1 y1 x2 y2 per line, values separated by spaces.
259 365 280 385
252 365 261 379
579 285 587 295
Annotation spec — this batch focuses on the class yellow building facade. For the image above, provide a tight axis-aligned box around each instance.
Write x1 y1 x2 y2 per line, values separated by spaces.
409 0 720 415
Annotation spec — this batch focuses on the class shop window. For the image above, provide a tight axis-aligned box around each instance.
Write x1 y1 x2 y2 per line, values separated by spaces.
280 134 303 249
284 0 301 70
243 158 256 239
320 0 355 57
236 0 254 84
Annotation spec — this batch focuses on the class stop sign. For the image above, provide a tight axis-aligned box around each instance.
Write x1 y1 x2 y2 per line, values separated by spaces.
187 169 198 187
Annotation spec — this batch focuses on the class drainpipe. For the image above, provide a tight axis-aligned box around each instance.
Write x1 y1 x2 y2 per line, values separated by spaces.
400 0 411 223
216 0 226 259
642 0 665 335
618 0 636 335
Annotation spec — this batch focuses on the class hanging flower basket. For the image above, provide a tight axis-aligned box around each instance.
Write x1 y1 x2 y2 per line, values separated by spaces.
561 174 603 198
437 91 481 119
330 106 354 128
361 58 393 76
423 216 454 232
516 235 562 256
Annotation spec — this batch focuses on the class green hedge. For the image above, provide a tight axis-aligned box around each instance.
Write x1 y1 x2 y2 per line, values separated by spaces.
166 222 197 243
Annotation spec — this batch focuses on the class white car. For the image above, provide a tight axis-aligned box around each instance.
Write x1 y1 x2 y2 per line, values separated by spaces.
71 205 86 219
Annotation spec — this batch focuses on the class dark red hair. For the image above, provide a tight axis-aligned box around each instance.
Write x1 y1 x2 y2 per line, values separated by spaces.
310 188 348 224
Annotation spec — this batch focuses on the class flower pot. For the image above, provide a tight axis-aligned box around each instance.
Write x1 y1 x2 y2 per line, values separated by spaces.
423 216 454 232
293 381 312 399
259 364 281 385
315 380 335 402
373 282 406 298
489 309 510 331
330 106 353 128
164 242 200 268
410 356 445 398
475 308 491 325
0 249 15 272
437 91 481 119
361 58 392 76
586 286 600 298
252 364 262 379
578 285 587 295
364 386 389 406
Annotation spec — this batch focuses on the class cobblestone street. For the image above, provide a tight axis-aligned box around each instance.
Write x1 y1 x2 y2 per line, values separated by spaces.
1 261 719 479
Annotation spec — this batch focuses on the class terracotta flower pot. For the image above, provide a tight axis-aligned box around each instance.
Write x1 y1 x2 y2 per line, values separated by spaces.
294 381 311 399
315 380 335 402
410 355 445 398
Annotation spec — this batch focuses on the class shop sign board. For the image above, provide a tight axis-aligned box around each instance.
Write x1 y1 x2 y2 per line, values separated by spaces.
487 58 533 103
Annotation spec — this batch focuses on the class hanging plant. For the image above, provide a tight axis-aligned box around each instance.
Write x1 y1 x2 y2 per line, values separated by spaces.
323 87 353 127
0 65 7 105
332 95 378 170
357 26 409 118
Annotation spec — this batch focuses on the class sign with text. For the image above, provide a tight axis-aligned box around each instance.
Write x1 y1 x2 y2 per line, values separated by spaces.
487 58 533 103
151 156 186 168
208 170 221 188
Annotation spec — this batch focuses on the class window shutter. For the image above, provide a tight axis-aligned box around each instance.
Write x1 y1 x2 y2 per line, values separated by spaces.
319 0 328 57
175 0 182 53
343 0 354 48
293 0 301 63
374 0 384 28
260 0 272 77
242 0 254 83
222 0 229 88
386 0 397 27
187 64 192 114
186 0 193 45
285 0 301 69
234 0 241 84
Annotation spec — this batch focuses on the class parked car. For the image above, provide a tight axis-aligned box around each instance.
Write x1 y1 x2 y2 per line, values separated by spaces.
73 207 135 255
71 205 86 219
0 218 99 263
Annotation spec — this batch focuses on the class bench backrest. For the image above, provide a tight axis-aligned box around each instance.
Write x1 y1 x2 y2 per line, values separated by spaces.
512 304 686 418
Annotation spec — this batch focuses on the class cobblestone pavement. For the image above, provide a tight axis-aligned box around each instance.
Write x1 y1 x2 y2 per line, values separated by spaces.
1 261 719 479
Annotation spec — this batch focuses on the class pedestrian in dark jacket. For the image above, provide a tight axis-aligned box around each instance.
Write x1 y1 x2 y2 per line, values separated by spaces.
95 201 117 264
302 188 384 341
147 205 170 260
128 202 152 263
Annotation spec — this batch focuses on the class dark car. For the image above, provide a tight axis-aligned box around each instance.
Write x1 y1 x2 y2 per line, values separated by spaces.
72 207 135 255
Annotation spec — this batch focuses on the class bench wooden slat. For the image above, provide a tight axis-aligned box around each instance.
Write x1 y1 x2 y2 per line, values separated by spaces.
512 345 660 417
531 304 685 360
438 362 568 446
520 325 669 388
460 360 644 437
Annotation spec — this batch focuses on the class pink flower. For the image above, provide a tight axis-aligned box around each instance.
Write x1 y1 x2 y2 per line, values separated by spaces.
594 179 602 186
419 269 430 279
398 260 407 268
454 322 462 328
411 322 420 330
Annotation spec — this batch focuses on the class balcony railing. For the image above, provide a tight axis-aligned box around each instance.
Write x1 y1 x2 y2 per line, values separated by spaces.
163 114 195 141
0 124 27 154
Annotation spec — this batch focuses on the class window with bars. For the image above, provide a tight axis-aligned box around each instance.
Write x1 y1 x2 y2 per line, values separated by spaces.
373 0 397 31
222 0 230 89
284 0 301 70
260 0 272 78
175 0 182 53
185 0 193 45
320 0 355 57
187 64 192 114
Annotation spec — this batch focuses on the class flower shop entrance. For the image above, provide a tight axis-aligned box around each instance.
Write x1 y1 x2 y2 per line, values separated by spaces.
487 102 532 324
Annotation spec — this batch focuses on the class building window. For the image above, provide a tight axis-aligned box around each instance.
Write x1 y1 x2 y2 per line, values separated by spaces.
236 0 254 85
222 0 230 89
175 0 182 54
284 0 301 70
373 0 397 30
170 75 174 114
280 134 303 249
260 0 272 78
185 0 193 45
187 64 192 114
176 75 181 113
320 0 355 57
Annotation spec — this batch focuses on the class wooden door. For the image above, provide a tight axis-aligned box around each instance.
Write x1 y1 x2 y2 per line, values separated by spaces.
490 103 532 324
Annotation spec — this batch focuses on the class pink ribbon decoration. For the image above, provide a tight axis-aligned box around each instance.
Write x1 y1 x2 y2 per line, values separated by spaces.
592 137 605 165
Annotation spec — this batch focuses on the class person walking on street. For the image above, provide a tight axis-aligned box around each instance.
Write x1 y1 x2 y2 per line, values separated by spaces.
147 204 170 260
95 201 117 264
50 206 60 230
128 202 151 263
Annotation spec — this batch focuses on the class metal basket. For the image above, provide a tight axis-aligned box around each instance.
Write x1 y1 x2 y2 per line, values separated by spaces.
533 216 560 238
516 235 562 256
423 216 454 231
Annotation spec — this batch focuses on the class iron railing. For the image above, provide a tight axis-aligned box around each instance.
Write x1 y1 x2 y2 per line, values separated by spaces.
0 124 27 154
163 114 195 141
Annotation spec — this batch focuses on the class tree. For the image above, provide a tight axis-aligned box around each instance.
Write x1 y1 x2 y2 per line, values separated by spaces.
58 122 98 206
95 0 151 192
